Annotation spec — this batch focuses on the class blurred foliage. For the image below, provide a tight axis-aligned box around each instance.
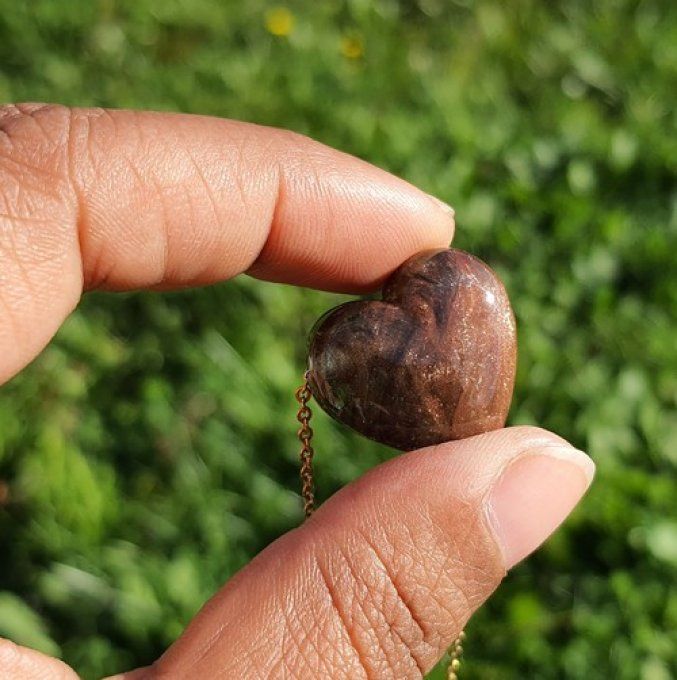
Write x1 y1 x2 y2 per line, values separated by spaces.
0 0 676 678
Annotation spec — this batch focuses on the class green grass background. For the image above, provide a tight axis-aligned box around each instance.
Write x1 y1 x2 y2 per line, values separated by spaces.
0 1 676 678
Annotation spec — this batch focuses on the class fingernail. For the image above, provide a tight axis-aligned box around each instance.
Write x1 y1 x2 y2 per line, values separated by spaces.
427 194 455 217
486 445 595 569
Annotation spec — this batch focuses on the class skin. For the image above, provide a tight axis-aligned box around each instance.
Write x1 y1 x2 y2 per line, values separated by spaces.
0 105 591 679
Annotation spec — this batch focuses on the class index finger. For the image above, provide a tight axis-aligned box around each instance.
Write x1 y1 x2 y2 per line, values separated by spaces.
0 104 454 383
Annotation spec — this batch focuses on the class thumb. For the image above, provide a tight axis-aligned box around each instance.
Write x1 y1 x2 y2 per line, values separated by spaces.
112 426 594 680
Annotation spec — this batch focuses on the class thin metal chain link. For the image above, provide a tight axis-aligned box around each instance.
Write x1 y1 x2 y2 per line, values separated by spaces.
295 371 465 675
295 370 316 518
446 630 465 679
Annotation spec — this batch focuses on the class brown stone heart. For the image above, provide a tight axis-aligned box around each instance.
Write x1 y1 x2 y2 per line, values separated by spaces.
307 248 517 450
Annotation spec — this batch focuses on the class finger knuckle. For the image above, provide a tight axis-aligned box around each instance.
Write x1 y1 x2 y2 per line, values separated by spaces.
314 535 443 678
0 103 80 294
0 102 72 158
0 102 68 128
0 102 74 204
312 497 504 679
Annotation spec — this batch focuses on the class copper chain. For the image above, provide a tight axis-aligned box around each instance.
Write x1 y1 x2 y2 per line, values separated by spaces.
294 371 465 674
295 370 316 518
446 630 465 679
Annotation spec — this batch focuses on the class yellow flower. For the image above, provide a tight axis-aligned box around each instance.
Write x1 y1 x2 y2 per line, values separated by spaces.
340 35 364 60
265 7 294 37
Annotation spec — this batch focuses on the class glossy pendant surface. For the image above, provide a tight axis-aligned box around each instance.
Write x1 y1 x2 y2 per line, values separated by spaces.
307 248 517 450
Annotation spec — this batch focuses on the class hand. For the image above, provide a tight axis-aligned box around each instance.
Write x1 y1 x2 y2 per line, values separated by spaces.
0 104 594 679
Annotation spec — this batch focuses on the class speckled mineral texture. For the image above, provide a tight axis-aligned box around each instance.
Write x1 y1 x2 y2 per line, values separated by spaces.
308 248 517 450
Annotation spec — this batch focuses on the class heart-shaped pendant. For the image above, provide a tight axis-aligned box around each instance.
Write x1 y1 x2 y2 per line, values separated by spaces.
307 248 517 451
